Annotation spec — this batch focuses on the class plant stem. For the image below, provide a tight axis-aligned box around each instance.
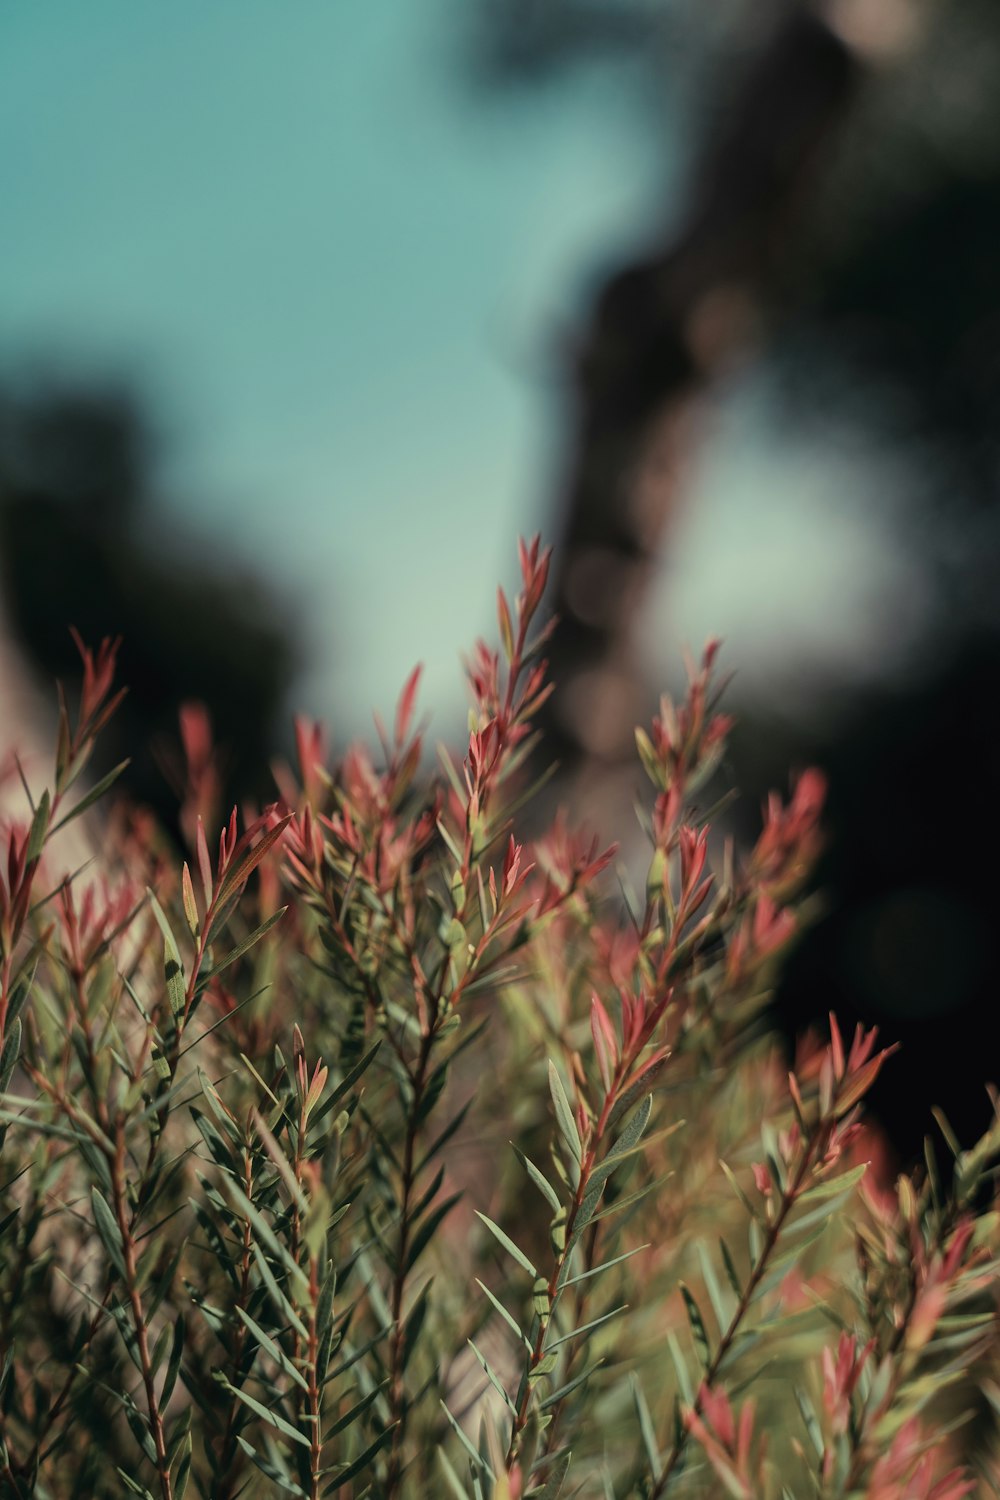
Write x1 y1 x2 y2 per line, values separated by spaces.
505 1059 629 1472
214 1143 256 1500
306 1258 323 1500
648 1135 822 1499
383 1025 435 1498
533 1216 602 1469
111 1120 174 1500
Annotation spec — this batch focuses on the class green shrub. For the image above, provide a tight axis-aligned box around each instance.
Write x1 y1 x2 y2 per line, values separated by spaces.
1 540 997 1499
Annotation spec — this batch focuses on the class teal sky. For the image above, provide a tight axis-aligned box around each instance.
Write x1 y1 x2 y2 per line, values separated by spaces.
1 3 924 737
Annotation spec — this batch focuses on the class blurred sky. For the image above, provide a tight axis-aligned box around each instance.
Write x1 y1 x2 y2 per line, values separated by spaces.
0 1 928 736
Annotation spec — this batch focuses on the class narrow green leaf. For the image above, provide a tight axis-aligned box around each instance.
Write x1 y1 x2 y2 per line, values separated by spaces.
786 1187 859 1240
719 1160 758 1222
125 1407 158 1465
309 1041 382 1125
90 1187 127 1281
166 1408 191 1469
475 1211 537 1276
110 1302 143 1373
235 1307 309 1391
719 1238 743 1300
538 1358 604 1411
402 1280 433 1370
666 1330 693 1406
26 788 51 863
468 1339 517 1414
532 1451 572 1499
697 1242 735 1332
316 1264 337 1344
475 1279 532 1351
235 1434 307 1495
191 1110 238 1173
0 1106 98 1148
435 814 465 867
548 1062 581 1165
0 1019 22 1093
160 1314 186 1408
322 1423 396 1491
587 1171 670 1228
147 890 186 1016
177 985 269 1060
226 1179 310 1300
631 1374 662 1482
415 1097 474 1174
797 1162 868 1204
218 1376 309 1447
406 1191 462 1274
438 1447 472 1500
238 1052 281 1107
51 761 129 834
199 908 287 985
603 1095 653 1171
6 963 36 1028
326 1322 392 1384
748 1216 763 1270
174 1443 192 1500
528 1350 557 1384
545 1303 627 1351
252 1242 309 1340
569 1095 653 1252
440 1401 494 1479
197 1073 243 1145
410 1163 446 1227
117 1472 155 1499
932 1107 963 1161
680 1283 710 1368
560 1243 649 1289
324 1381 386 1438
513 1145 563 1214
795 1386 824 1459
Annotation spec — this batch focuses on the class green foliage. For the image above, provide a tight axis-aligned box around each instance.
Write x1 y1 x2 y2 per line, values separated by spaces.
0 543 997 1499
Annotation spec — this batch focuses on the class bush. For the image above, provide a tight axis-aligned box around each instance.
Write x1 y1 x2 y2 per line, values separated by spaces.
0 540 997 1499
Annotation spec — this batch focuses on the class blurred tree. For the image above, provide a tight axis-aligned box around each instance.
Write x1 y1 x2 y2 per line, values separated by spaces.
463 0 1000 1159
0 380 300 833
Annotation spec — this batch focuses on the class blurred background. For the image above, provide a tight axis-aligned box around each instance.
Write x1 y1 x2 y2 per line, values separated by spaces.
2 0 999 1163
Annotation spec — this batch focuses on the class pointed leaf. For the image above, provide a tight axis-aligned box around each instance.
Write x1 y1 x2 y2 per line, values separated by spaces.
91 1187 127 1281
538 1358 604 1410
468 1339 517 1414
235 1307 309 1392
475 1279 532 1351
406 1191 462 1274
51 761 130 833
200 908 288 985
218 1377 309 1446
324 1381 387 1439
513 1146 563 1214
631 1374 662 1482
548 1062 581 1165
26 788 51 864
475 1212 537 1276
147 890 186 1016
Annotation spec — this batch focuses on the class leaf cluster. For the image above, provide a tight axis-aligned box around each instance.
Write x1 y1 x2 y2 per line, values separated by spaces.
0 550 997 1500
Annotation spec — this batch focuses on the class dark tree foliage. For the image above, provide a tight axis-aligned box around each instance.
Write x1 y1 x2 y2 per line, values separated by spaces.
462 0 1000 1167
0 382 300 832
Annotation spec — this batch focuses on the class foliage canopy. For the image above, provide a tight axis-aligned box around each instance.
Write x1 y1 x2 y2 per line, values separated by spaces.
1 541 997 1499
